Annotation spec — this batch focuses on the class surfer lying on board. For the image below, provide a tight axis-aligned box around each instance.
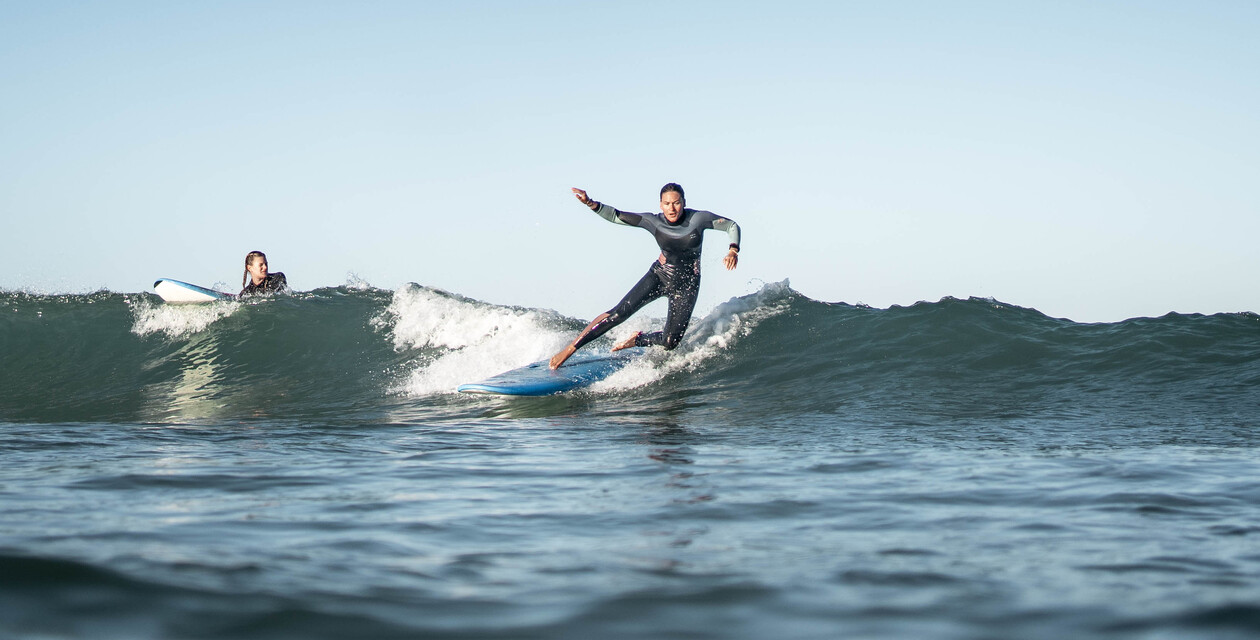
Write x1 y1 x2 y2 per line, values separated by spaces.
549 183 741 369
240 250 288 297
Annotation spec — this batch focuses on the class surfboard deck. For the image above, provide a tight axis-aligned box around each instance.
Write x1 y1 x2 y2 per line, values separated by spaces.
457 348 647 396
153 278 234 304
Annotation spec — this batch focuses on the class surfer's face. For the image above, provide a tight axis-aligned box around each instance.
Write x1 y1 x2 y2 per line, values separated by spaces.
247 258 269 284
660 191 684 223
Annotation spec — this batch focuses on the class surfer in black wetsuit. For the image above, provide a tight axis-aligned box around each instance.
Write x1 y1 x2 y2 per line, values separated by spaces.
240 251 288 297
549 183 741 369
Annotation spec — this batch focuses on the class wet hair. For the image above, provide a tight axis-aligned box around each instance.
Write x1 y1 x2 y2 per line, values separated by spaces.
242 251 267 289
660 183 685 202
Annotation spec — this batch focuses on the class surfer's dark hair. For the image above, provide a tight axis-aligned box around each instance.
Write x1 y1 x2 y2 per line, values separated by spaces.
660 183 685 201
243 250 267 289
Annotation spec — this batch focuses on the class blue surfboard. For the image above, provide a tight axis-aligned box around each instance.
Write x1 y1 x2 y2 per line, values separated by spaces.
153 278 234 303
457 348 647 396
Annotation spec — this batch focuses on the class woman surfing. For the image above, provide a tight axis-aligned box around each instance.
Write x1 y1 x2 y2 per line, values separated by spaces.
550 183 742 369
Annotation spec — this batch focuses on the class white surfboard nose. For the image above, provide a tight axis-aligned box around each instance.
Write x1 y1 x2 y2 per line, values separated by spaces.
153 279 233 304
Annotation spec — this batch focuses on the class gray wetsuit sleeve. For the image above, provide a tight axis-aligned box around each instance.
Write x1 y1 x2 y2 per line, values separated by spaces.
592 203 644 227
709 215 741 248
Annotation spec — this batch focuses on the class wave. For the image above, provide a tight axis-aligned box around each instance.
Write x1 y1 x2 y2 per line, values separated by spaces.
2 282 1259 427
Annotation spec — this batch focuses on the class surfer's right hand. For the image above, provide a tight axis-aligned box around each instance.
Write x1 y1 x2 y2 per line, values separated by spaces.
571 188 591 205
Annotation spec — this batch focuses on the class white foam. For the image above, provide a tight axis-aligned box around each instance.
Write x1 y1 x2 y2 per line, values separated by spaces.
591 279 795 393
130 297 240 338
378 284 585 395
382 280 796 397
344 272 373 290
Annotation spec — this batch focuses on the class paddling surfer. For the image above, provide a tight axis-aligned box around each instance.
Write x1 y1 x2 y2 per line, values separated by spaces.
239 251 288 297
549 183 741 369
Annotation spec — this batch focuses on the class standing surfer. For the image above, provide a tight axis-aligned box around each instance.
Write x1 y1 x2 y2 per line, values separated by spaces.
240 251 288 297
550 183 741 369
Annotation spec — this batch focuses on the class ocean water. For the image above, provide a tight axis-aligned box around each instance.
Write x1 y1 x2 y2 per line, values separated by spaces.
2 281 1259 639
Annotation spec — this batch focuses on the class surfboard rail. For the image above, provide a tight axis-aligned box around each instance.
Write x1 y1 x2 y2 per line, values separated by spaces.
457 348 646 396
153 278 234 304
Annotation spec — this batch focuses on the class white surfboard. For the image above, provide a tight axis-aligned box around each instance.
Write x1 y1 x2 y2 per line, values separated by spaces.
153 279 234 304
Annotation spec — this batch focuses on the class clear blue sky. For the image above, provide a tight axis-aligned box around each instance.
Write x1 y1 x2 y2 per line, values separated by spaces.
2 1 1257 322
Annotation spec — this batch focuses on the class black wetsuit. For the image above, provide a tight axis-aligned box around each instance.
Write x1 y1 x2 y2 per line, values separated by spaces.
240 272 288 297
571 204 741 352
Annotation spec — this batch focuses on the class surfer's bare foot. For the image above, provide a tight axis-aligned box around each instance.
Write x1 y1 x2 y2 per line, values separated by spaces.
612 332 640 351
549 345 576 369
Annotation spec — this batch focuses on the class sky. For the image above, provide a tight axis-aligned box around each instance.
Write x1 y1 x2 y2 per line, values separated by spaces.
2 1 1257 322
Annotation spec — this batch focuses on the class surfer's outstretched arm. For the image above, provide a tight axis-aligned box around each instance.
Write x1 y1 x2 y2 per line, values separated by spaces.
573 187 648 227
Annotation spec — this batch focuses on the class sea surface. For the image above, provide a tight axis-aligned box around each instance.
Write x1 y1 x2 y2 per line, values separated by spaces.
2 281 1259 639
